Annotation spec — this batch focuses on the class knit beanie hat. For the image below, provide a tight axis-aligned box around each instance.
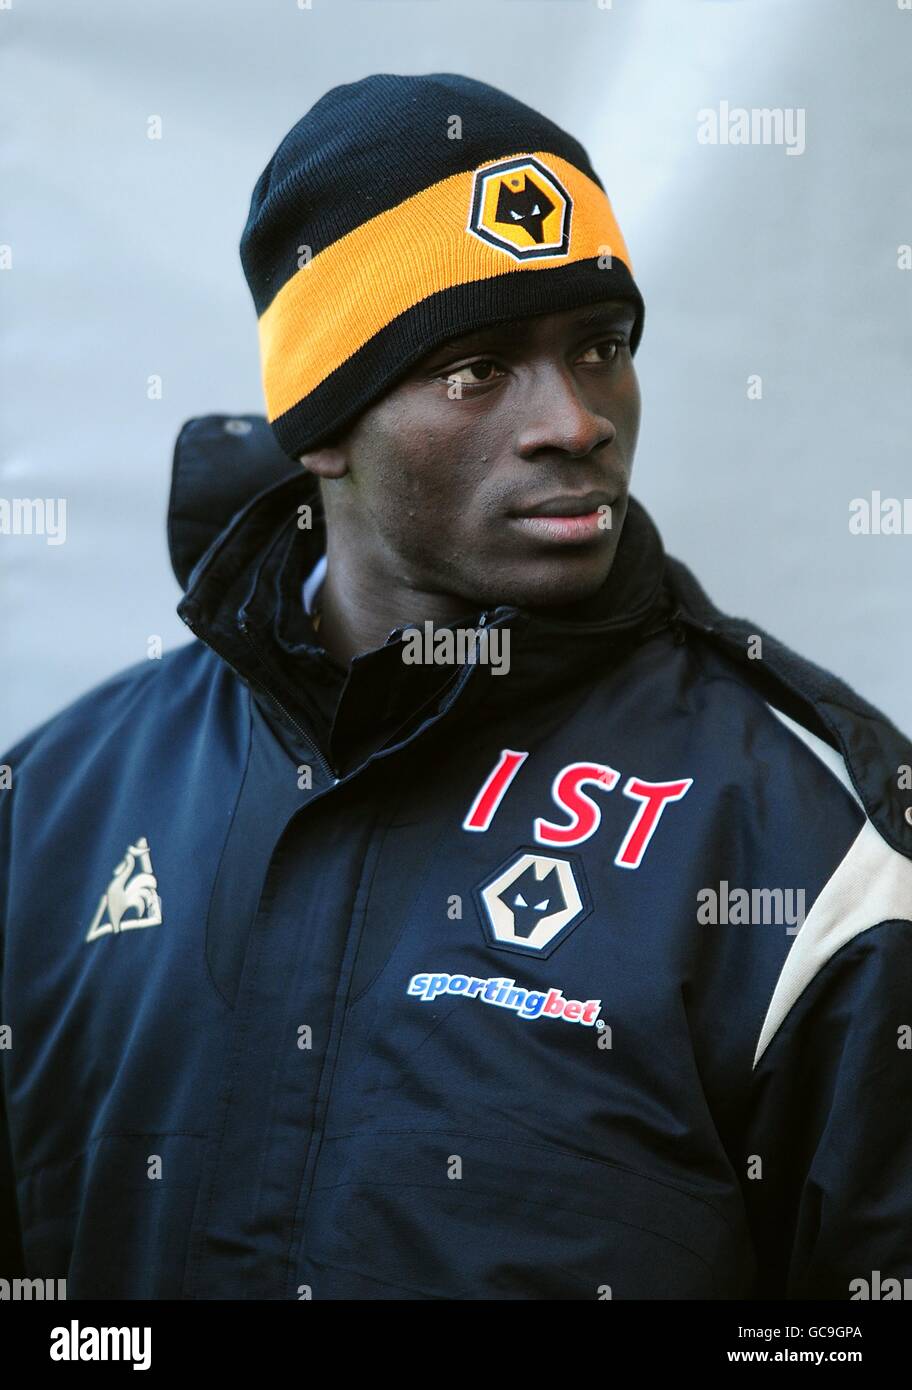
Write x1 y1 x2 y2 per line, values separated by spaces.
240 72 645 461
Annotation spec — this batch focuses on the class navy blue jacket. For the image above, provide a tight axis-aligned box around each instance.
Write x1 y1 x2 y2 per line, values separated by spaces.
2 415 911 1300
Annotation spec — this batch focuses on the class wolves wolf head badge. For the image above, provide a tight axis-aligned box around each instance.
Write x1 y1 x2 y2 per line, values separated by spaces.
468 156 572 261
475 850 590 957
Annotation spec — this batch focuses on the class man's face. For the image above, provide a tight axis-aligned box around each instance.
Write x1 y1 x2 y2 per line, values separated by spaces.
310 298 641 612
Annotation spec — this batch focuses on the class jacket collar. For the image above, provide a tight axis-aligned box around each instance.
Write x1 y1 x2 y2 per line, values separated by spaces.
176 455 676 712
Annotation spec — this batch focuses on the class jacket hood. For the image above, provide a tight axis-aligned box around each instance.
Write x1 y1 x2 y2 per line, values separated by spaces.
168 414 912 861
168 414 300 593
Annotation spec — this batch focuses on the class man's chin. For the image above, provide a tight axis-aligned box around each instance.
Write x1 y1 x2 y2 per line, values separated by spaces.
476 544 621 615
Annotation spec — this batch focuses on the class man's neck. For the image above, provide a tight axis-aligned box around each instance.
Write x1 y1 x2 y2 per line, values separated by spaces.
313 563 483 669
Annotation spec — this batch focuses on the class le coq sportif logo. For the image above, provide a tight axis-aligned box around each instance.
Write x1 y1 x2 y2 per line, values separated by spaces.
86 837 163 941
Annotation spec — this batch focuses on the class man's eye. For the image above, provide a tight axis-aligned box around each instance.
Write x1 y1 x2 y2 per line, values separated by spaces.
577 338 626 364
445 359 502 386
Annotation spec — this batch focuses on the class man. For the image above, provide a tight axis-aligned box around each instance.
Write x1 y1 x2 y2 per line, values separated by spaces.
2 72 911 1301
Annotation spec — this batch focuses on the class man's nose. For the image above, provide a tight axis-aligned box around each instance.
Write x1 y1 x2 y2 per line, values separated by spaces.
514 365 617 460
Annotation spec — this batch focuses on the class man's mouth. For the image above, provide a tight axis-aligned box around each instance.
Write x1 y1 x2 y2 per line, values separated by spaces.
507 491 617 544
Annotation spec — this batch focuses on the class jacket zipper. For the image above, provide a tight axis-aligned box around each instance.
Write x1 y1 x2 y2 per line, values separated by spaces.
180 609 338 783
239 620 339 783
278 607 508 1291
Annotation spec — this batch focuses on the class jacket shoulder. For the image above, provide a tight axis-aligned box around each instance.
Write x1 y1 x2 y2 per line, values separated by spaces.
1 641 242 778
666 554 912 858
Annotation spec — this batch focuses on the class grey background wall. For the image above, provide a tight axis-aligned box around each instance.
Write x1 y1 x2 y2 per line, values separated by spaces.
2 0 910 749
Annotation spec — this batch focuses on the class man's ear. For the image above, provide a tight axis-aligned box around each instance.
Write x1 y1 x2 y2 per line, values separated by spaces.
298 444 349 479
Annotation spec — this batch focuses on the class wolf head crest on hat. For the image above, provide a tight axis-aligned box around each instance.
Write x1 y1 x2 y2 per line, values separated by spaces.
468 156 572 261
